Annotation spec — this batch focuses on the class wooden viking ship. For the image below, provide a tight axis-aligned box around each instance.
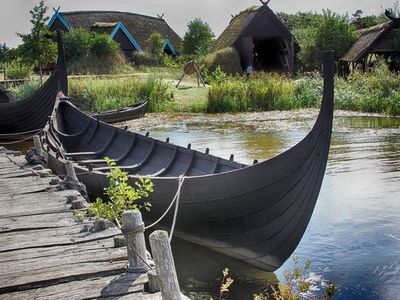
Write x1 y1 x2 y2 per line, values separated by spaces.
91 100 149 124
43 52 334 271
0 31 67 142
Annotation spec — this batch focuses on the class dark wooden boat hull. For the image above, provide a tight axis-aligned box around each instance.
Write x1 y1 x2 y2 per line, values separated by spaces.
0 31 67 142
91 100 149 124
44 52 334 271
0 83 15 104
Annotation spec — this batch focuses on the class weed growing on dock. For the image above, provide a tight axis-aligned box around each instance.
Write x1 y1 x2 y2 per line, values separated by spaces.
88 157 154 227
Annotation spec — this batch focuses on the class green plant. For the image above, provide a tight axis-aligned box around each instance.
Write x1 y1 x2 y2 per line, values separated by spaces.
6 60 32 79
132 51 162 67
214 268 233 300
9 80 40 100
17 0 57 79
182 18 215 57
147 32 165 58
202 66 227 85
64 28 93 61
89 157 154 226
90 33 119 57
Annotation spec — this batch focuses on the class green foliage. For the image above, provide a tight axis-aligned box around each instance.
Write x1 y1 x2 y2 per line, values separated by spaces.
63 28 92 61
17 0 57 76
202 67 227 85
63 28 122 74
350 9 384 30
90 33 119 57
9 80 41 100
89 157 153 225
69 76 173 112
203 47 242 75
278 10 358 71
207 62 400 115
147 32 165 58
315 10 359 62
5 60 32 79
132 52 162 67
182 18 215 57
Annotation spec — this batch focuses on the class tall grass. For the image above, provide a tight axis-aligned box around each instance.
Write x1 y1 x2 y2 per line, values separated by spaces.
9 80 41 101
69 76 173 112
207 65 400 115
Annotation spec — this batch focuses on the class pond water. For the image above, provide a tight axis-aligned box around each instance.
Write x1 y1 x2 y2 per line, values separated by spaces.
124 110 400 300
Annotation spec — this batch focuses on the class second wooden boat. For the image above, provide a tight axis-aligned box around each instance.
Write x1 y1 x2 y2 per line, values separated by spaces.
91 100 149 124
43 52 335 272
0 31 67 142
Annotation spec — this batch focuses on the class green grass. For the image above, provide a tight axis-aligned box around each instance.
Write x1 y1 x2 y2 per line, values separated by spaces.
69 76 173 112
9 62 400 115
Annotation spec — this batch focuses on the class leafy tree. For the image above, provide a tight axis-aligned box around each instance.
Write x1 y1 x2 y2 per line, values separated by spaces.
315 10 359 62
17 0 57 79
147 32 165 58
182 18 215 56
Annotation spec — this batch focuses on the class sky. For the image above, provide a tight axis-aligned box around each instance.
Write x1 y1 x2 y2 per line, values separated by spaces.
0 0 396 47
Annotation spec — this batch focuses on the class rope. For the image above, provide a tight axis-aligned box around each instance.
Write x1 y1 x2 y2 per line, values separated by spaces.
145 175 185 243
0 129 42 145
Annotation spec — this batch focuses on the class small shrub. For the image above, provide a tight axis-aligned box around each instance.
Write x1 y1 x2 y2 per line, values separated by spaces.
88 157 153 226
147 32 165 58
90 33 119 57
6 60 32 79
203 47 242 74
9 80 41 100
64 28 92 61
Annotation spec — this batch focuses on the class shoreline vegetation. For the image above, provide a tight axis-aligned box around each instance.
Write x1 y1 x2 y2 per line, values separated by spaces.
8 61 400 116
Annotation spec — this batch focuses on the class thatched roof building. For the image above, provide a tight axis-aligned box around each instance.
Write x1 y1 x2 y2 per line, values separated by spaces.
49 10 181 59
212 4 299 73
341 12 400 71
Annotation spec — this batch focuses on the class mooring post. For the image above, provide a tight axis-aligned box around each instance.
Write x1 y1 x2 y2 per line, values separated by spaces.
65 161 78 181
33 135 42 156
121 210 151 273
149 230 181 300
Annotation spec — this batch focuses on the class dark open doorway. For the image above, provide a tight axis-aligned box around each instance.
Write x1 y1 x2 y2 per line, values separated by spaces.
253 37 284 71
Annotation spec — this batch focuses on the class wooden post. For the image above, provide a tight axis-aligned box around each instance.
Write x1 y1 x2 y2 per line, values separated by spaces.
65 161 78 181
121 210 151 273
149 230 181 300
33 135 42 156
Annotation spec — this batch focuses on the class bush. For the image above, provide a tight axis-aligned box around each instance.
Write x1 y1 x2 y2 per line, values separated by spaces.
90 33 119 57
64 28 92 61
9 80 41 100
203 47 242 74
147 32 165 58
6 60 32 79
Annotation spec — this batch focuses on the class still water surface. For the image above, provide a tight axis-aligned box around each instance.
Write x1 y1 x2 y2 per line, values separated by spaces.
126 109 400 299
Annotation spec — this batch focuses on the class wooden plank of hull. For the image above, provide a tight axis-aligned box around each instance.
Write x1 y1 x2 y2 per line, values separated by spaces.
44 52 335 271
0 31 67 142
91 100 149 124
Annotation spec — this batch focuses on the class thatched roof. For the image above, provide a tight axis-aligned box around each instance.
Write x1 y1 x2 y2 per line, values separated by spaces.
211 5 297 52
55 11 181 52
341 20 399 63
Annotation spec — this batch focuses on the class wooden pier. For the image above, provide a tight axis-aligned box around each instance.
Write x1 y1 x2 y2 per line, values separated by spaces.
0 147 184 299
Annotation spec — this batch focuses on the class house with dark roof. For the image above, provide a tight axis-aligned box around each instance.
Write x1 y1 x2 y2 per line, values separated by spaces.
212 4 299 73
48 9 181 59
340 12 400 72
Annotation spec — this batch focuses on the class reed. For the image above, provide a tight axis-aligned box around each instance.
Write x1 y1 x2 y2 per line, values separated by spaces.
69 76 173 112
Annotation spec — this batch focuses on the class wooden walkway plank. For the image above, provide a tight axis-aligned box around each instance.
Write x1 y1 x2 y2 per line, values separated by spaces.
1 273 148 300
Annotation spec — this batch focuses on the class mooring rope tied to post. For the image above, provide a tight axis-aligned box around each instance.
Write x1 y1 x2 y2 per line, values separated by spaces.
145 175 185 243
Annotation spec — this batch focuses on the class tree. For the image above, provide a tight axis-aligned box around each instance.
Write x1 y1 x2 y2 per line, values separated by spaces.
182 18 215 56
315 10 359 62
17 0 57 79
